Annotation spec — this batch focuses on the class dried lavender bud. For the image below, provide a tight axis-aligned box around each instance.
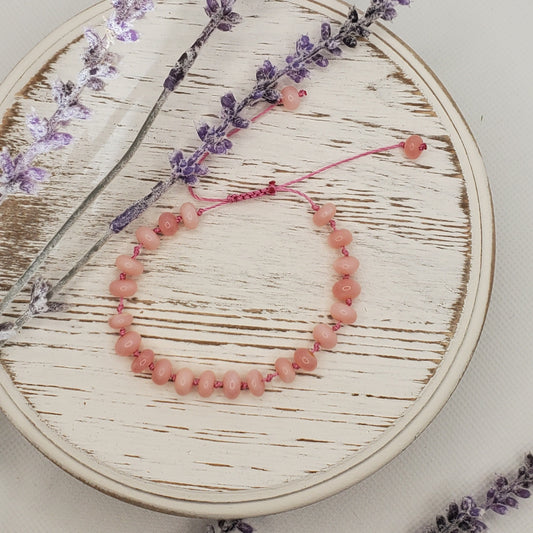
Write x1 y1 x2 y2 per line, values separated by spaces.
28 278 68 316
0 322 15 341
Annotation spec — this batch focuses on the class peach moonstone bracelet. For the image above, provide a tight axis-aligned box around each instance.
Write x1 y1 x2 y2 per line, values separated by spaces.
107 136 425 400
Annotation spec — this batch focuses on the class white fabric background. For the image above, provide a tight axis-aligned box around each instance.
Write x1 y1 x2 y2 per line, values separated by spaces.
1 1 532 532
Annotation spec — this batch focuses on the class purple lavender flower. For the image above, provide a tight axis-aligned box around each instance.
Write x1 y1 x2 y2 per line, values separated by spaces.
204 0 242 32
220 92 250 129
0 148 49 195
254 60 281 103
169 150 208 185
107 0 155 42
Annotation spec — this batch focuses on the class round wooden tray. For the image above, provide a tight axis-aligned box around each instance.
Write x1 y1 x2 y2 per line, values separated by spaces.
0 0 493 518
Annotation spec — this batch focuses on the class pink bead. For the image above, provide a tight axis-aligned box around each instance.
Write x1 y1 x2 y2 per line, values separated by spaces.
293 348 317 371
151 358 173 385
115 330 141 356
275 357 296 383
333 278 361 300
333 255 360 275
280 86 300 110
313 203 336 226
404 135 425 160
198 370 216 397
180 202 199 229
158 212 179 236
328 229 353 248
313 323 337 350
223 370 241 399
330 302 357 324
174 367 194 396
131 349 155 372
109 279 137 298
108 312 133 329
246 369 265 397
135 226 160 250
115 255 144 276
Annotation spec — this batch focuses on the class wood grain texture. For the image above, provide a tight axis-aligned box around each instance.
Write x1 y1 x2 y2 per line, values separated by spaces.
0 0 492 517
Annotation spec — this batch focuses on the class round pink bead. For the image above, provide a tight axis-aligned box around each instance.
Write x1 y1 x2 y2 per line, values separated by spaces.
333 278 361 300
108 312 133 329
174 367 194 396
404 135 424 160
151 358 173 385
198 370 216 398
115 330 141 356
180 202 199 229
330 302 357 324
328 229 353 248
115 255 144 276
109 279 137 298
246 369 265 397
223 370 241 400
275 357 296 383
131 349 155 373
313 323 337 350
135 226 160 250
333 255 360 275
293 348 317 371
158 212 179 236
313 203 336 226
281 86 300 110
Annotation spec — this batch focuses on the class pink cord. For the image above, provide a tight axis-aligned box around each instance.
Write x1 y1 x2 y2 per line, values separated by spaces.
189 142 405 213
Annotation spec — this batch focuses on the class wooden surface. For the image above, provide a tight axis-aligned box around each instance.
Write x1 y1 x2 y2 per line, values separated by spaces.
0 0 492 517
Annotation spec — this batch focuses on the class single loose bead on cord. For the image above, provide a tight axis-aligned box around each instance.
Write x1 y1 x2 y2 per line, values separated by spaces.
158 212 179 236
313 203 336 226
293 348 317 371
332 278 361 300
328 229 353 248
115 255 144 276
131 349 155 373
313 323 337 350
198 370 216 398
280 86 300 110
246 369 265 397
108 312 134 329
180 202 199 229
136 226 160 250
115 330 142 356
330 302 358 324
403 135 425 160
151 358 173 385
174 367 195 396
275 357 296 383
333 255 360 275
223 370 241 399
109 279 137 298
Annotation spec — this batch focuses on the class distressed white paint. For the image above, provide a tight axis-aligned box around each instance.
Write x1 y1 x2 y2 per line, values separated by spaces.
0 0 492 517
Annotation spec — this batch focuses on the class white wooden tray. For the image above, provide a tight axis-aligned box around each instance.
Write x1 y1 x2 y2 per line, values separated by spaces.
0 0 493 518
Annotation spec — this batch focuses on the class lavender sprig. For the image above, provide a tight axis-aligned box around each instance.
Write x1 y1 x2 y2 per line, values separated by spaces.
0 0 241 319
0 0 154 202
0 0 410 343
206 519 254 533
424 453 533 533
163 0 411 189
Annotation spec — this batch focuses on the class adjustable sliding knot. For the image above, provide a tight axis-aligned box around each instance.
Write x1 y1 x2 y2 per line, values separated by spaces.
225 180 278 204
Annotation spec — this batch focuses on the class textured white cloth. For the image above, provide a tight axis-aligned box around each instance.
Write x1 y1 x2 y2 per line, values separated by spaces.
1 1 532 532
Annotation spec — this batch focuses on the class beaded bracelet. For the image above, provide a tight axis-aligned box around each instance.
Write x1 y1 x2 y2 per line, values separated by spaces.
107 88 426 399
